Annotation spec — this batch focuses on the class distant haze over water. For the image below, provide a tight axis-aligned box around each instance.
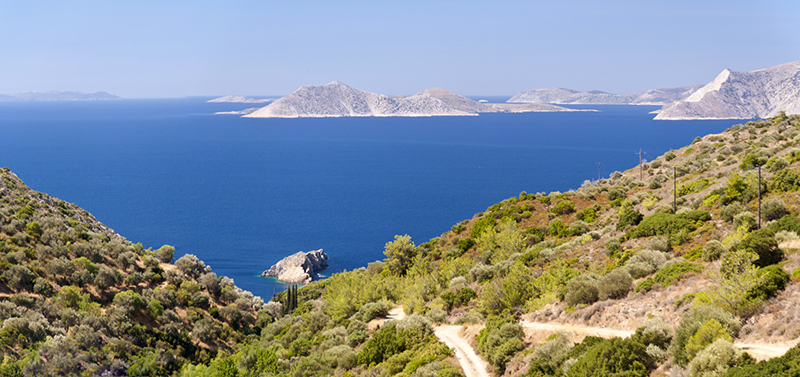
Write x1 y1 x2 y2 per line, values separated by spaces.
0 99 739 298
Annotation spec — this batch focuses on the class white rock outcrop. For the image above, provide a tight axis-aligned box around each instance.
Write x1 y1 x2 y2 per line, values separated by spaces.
261 249 329 284
508 85 702 105
654 61 800 120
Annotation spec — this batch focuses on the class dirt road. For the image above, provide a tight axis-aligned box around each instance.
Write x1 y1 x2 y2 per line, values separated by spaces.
434 325 490 377
520 320 796 361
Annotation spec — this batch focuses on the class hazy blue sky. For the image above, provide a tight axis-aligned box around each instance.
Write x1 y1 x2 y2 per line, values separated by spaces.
1 0 798 97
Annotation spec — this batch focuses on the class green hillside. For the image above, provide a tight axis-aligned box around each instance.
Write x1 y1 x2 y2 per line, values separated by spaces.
2 112 800 376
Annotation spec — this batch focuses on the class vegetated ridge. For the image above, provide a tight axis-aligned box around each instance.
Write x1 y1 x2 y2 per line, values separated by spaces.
0 91 121 101
655 60 800 120
243 81 585 119
507 85 702 105
5 113 800 376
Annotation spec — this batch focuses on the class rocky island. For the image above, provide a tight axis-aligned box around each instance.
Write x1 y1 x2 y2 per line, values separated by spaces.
654 60 800 120
0 90 121 101
261 249 329 284
207 95 275 104
507 85 702 105
242 81 585 118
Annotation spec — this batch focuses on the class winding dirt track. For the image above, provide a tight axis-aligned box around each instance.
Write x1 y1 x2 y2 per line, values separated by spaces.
434 325 491 377
520 320 797 361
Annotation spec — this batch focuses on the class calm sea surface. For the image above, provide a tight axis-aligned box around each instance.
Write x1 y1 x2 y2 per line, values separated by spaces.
0 98 740 298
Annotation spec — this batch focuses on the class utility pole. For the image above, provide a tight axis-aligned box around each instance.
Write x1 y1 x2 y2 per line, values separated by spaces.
757 165 762 229
673 167 677 214
635 149 647 181
597 162 603 181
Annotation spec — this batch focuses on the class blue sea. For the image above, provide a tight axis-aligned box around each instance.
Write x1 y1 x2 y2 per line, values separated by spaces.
0 98 739 299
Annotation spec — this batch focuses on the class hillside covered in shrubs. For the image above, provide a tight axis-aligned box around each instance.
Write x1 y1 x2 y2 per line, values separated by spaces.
3 112 800 376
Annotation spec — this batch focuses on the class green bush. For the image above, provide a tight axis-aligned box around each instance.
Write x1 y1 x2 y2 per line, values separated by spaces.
703 240 727 262
471 217 496 239
566 337 653 377
598 269 632 300
768 168 800 192
665 151 676 161
719 203 744 223
762 197 788 221
627 211 710 238
625 249 668 279
551 200 575 215
617 205 644 231
608 187 627 201
456 238 475 253
688 339 745 377
477 315 525 374
562 221 590 237
605 238 621 257
670 305 741 366
565 275 599 306
739 230 783 267
635 262 703 292
749 265 790 300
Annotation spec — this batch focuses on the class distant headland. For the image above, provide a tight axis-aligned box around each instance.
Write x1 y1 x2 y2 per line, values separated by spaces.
0 91 121 101
230 81 591 119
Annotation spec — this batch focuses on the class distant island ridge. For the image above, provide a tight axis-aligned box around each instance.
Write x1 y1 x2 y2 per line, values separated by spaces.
0 90 121 101
507 85 703 106
654 60 800 120
508 60 800 120
225 81 592 119
207 95 275 104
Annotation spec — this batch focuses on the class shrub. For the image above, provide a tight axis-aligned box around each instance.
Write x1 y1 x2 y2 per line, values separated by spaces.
608 187 627 201
565 275 599 306
687 339 743 377
685 319 733 361
733 211 757 232
632 318 674 350
769 168 800 192
739 230 783 267
670 305 741 366
775 230 799 244
719 203 744 223
762 197 788 221
749 265 790 300
635 262 703 292
617 205 644 231
626 249 668 279
665 151 676 161
723 342 800 376
627 211 710 238
605 238 621 257
551 200 575 215
477 316 525 374
562 221 590 237
703 240 727 262
2 265 35 292
353 301 389 322
566 337 653 377
155 245 175 263
598 269 632 300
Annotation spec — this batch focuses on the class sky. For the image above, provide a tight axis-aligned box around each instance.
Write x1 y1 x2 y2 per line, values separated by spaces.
0 0 798 98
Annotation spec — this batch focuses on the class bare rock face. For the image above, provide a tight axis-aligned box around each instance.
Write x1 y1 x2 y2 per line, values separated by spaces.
261 249 328 284
507 85 702 105
655 61 800 120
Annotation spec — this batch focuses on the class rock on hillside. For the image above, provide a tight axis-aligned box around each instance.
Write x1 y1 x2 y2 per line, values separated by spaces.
207 95 274 104
244 81 473 118
508 85 702 105
655 61 800 120
261 249 329 284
